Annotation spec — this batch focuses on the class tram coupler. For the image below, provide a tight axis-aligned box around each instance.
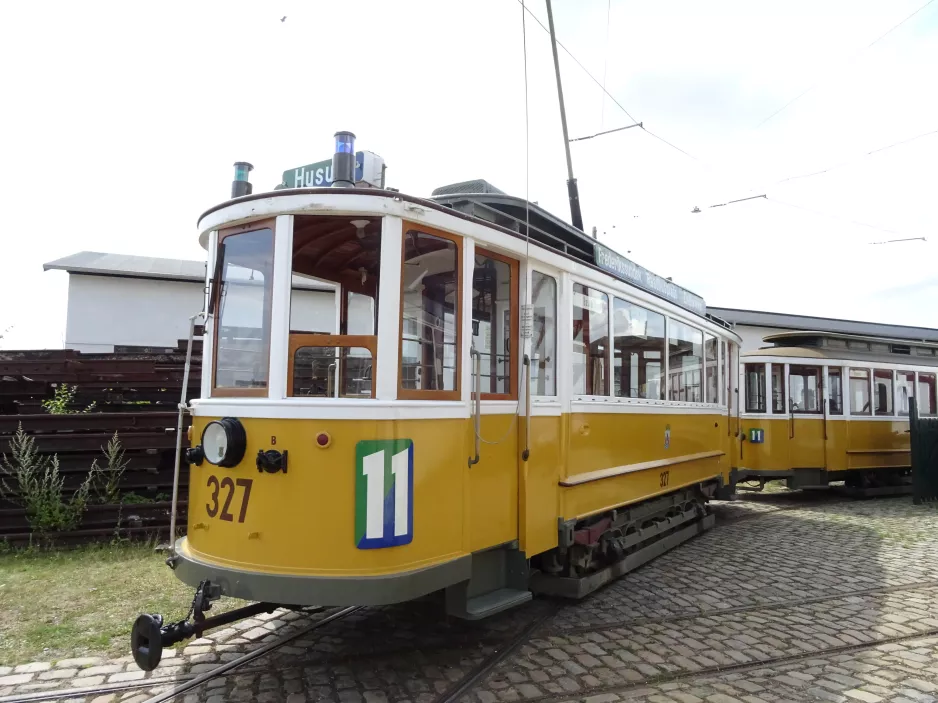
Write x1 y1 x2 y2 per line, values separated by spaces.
131 579 281 671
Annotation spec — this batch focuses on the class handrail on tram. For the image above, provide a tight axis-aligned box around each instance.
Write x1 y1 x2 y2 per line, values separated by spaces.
469 346 481 467
167 310 204 568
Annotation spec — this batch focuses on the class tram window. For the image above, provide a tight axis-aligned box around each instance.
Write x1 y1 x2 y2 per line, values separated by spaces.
213 224 275 394
471 250 516 398
873 369 894 415
530 271 557 396
789 365 820 413
572 284 610 396
919 373 937 416
705 334 718 404
400 229 460 397
293 346 336 397
290 215 381 337
745 364 766 413
849 368 871 416
897 371 915 416
612 298 665 400
290 346 373 398
668 319 703 402
771 364 786 413
828 367 843 415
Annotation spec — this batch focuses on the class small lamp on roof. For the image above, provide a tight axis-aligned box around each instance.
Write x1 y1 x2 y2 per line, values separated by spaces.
231 162 254 199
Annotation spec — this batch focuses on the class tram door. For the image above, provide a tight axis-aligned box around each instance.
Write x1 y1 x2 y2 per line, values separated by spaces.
787 365 826 470
467 248 520 552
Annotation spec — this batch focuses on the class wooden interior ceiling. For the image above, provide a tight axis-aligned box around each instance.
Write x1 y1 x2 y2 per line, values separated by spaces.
293 216 382 295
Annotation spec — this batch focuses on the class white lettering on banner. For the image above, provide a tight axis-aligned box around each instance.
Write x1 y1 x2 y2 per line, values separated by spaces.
593 243 706 316
293 165 335 188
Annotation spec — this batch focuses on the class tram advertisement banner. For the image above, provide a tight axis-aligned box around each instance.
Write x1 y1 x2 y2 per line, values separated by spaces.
593 242 706 316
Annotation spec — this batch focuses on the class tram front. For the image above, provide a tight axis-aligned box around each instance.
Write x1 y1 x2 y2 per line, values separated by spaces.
131 139 475 670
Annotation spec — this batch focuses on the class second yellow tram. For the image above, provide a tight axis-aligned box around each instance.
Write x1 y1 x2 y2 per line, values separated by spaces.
732 331 938 493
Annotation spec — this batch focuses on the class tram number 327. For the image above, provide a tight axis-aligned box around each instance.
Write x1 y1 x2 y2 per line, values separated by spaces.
206 476 253 523
659 470 670 488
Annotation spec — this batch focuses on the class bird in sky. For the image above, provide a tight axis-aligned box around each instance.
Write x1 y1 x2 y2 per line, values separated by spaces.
281 15 287 22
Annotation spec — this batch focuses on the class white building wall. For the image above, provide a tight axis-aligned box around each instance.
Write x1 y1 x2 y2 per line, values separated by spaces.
290 289 337 333
734 325 788 354
65 275 205 352
64 274 362 353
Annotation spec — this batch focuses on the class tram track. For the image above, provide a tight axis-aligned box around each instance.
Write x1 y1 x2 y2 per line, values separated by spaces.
546 577 938 636
480 623 938 703
1 493 914 703
429 577 938 703
0 606 364 703
435 603 561 703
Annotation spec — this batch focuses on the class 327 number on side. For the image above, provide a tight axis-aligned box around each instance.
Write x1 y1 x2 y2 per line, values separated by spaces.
659 470 670 488
206 476 253 522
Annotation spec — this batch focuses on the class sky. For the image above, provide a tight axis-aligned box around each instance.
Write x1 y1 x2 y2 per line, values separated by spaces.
0 0 936 349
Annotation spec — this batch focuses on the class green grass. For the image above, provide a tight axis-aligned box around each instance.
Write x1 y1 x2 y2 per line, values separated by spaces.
0 540 244 666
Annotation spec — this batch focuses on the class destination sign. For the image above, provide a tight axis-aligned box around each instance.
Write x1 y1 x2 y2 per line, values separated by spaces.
277 150 385 190
593 242 706 316
279 153 365 189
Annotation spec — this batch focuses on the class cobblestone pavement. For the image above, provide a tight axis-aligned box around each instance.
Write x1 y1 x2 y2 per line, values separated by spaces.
3 493 938 703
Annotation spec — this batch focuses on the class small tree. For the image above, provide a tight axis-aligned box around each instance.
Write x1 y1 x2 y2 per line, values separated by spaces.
41 384 96 415
0 423 97 534
91 431 130 505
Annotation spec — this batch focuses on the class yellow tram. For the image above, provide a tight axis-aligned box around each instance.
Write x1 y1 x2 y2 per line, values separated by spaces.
131 133 741 669
732 330 938 492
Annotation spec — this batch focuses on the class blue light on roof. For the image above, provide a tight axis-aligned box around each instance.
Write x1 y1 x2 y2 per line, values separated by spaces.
334 131 355 154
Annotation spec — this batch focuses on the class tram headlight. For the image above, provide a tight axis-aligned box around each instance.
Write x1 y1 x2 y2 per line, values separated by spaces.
200 418 247 468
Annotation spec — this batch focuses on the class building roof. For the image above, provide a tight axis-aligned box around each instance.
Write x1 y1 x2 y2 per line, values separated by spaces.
43 251 335 290
708 306 938 343
44 251 207 282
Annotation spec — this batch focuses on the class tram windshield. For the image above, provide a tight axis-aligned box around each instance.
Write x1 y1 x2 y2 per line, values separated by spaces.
288 215 381 398
213 225 275 393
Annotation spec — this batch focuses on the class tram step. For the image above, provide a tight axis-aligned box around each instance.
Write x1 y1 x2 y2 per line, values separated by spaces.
463 588 533 620
530 513 716 600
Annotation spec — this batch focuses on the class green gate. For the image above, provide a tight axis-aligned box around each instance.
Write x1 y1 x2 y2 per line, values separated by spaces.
911 400 938 504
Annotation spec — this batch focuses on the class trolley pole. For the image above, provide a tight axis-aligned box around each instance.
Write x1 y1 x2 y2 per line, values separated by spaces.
545 0 584 231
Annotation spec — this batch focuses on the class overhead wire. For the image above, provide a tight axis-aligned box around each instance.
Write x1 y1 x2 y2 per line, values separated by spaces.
515 0 637 124
774 128 938 185
754 0 937 128
869 237 927 245
767 197 910 238
642 128 700 161
516 0 933 243
514 0 704 162
569 121 642 143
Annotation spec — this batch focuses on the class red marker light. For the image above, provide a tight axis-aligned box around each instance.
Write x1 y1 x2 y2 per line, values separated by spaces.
316 432 331 448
